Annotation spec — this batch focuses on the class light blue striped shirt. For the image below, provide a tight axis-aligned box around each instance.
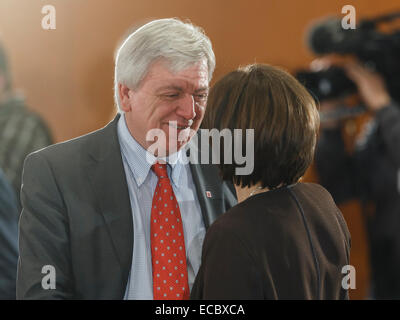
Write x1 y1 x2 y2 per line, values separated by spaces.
117 115 205 300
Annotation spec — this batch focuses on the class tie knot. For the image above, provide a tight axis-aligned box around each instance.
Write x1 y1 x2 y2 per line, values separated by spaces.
151 163 168 179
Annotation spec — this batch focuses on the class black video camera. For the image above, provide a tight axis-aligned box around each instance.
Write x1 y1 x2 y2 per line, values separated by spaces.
296 12 400 103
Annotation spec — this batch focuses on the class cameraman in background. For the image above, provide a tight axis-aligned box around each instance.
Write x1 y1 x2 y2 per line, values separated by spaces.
299 12 400 299
314 61 400 299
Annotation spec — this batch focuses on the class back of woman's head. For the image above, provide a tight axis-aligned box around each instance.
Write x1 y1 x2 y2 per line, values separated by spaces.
202 64 320 189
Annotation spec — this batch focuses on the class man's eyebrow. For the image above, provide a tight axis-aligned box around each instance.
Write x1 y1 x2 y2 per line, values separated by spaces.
156 85 184 92
156 85 209 93
194 86 209 93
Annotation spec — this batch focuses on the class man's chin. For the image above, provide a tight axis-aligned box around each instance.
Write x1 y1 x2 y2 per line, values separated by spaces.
151 140 188 158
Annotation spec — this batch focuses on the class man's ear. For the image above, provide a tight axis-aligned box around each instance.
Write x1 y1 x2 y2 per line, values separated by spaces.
118 83 133 112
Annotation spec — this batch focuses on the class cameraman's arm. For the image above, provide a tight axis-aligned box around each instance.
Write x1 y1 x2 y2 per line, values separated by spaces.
345 63 400 165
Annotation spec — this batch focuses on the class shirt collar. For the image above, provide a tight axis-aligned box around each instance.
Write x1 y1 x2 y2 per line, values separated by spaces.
117 114 184 188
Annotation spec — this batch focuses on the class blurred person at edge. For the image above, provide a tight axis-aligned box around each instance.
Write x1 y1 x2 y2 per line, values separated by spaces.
0 167 19 300
191 64 350 300
0 40 53 200
315 61 400 299
17 18 236 300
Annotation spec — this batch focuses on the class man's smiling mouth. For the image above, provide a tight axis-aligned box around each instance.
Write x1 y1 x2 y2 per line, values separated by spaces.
167 121 193 130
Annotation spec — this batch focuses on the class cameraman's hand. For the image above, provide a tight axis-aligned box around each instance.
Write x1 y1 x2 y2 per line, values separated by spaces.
345 63 391 111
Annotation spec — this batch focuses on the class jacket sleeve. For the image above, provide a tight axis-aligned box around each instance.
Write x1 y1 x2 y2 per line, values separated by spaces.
0 171 19 299
17 152 74 299
374 102 400 166
314 128 358 204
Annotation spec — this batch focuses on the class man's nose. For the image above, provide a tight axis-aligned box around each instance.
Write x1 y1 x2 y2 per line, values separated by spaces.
177 94 196 121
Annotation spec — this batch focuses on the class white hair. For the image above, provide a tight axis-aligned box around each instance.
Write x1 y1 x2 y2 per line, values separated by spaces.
114 18 216 112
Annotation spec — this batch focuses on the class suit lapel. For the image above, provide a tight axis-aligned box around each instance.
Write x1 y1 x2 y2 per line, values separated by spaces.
189 162 221 228
86 114 133 283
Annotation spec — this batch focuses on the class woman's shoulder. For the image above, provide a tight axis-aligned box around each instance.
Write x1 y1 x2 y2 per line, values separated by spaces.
293 181 332 194
289 182 338 207
209 182 339 233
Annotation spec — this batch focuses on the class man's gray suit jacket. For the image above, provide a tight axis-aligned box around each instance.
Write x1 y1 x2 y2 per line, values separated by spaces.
17 114 237 299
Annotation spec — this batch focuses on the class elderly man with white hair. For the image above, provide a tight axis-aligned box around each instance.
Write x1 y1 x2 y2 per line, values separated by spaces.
17 18 236 300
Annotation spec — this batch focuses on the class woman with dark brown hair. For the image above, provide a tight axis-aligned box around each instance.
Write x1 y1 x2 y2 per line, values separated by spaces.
190 64 351 300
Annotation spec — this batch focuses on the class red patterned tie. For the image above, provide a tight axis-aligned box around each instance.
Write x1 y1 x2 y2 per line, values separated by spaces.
150 162 190 300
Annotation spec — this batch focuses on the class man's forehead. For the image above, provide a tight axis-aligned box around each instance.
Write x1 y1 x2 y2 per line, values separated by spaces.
143 68 208 93
145 60 208 84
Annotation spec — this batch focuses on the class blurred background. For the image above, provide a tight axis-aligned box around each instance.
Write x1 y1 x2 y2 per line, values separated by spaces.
1 0 400 299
